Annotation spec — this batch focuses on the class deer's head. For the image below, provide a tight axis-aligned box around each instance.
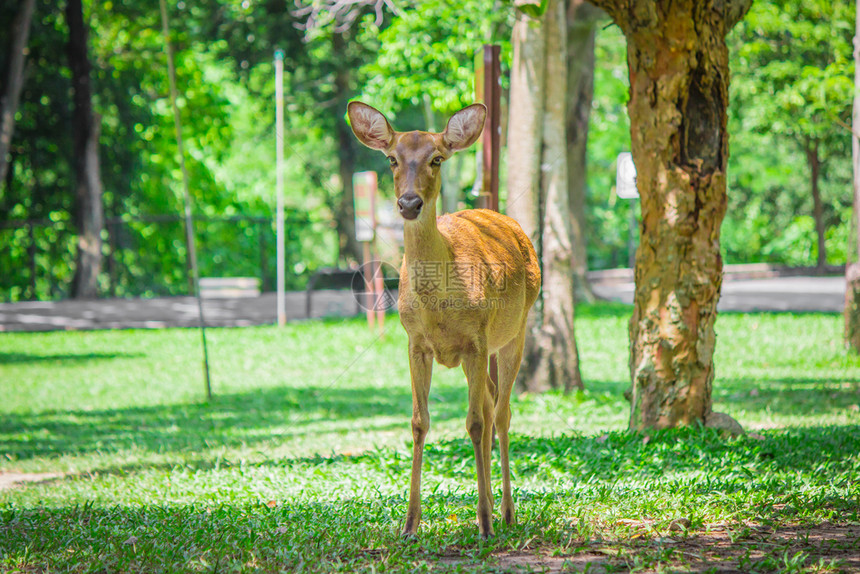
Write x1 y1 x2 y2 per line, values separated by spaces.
347 102 487 221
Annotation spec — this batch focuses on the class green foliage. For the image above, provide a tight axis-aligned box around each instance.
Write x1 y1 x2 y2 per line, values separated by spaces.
727 0 853 266
0 0 343 301
358 0 512 121
0 305 858 570
585 1 854 270
1 0 857 302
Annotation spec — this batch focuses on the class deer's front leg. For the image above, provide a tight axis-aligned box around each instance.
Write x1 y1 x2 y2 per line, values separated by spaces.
463 349 495 539
403 340 433 537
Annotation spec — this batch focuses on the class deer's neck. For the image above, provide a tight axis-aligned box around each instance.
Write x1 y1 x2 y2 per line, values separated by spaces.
403 201 449 264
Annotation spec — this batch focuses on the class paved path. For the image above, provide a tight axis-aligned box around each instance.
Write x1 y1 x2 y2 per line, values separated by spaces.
0 291 362 332
593 275 846 313
0 275 847 333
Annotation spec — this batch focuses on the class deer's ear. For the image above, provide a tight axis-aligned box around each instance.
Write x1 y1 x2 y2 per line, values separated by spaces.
347 101 395 151
442 104 487 152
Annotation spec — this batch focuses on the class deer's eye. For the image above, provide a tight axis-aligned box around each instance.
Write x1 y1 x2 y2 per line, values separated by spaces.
431 156 443 167
388 156 398 167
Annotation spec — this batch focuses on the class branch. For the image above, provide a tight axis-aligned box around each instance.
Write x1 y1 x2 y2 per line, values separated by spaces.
584 0 627 29
292 0 397 32
724 0 753 31
834 116 860 141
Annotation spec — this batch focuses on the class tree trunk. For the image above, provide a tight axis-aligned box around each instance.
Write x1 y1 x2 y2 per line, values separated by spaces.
67 0 104 299
846 0 860 352
591 0 751 430
805 138 827 271
333 33 361 264
536 0 583 391
566 0 601 303
508 0 583 392
0 0 36 188
507 2 547 392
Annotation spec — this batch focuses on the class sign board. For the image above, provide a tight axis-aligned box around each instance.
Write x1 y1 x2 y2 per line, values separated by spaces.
616 152 639 199
353 171 377 242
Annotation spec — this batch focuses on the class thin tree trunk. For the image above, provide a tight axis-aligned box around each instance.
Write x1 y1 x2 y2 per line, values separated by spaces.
846 0 860 352
590 0 751 430
67 0 104 299
0 0 36 188
509 0 583 392
806 138 827 271
507 3 547 392
566 0 600 303
538 0 583 391
333 33 361 264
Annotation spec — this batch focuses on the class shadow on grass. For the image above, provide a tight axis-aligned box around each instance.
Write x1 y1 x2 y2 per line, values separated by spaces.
3 372 856 465
404 424 860 490
713 376 860 416
0 384 468 462
0 352 144 364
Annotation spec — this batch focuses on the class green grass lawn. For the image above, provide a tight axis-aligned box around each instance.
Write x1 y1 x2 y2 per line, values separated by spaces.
1 303 859 572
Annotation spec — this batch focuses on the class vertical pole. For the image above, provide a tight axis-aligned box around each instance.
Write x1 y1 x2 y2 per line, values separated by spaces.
107 219 116 297
159 0 212 400
628 203 637 269
374 258 385 332
27 222 35 300
479 45 502 388
275 49 286 327
482 45 502 212
363 241 374 330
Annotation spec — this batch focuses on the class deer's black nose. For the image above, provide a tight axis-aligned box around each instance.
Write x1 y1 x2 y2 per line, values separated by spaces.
397 194 424 220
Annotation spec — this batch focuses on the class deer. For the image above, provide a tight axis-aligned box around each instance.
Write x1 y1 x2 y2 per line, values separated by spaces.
347 101 541 539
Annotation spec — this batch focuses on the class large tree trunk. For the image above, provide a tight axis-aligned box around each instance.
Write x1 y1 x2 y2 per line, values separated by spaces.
566 0 601 303
0 0 36 188
333 33 361 264
805 138 827 271
846 0 860 353
507 2 547 392
508 0 583 392
591 0 750 430
67 0 104 299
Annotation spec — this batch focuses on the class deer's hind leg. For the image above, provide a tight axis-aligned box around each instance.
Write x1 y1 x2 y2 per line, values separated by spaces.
494 322 527 525
463 346 495 538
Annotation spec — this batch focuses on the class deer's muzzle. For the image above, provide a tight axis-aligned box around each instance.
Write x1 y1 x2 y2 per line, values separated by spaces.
397 194 424 220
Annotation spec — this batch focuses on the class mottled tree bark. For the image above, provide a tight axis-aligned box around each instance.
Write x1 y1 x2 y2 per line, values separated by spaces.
508 0 583 392
507 3 547 392
591 0 751 429
566 0 601 303
847 0 860 352
0 0 36 189
67 0 104 299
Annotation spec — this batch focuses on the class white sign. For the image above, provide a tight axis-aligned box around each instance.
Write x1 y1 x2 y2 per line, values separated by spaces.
616 152 639 199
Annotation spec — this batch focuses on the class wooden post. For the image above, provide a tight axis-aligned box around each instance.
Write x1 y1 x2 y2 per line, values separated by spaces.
475 45 502 211
354 171 379 331
476 45 502 386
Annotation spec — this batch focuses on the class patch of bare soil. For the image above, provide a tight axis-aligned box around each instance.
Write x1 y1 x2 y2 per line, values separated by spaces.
431 523 860 573
0 472 64 491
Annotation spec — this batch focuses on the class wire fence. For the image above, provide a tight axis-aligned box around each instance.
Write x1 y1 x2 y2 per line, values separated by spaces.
0 214 333 302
